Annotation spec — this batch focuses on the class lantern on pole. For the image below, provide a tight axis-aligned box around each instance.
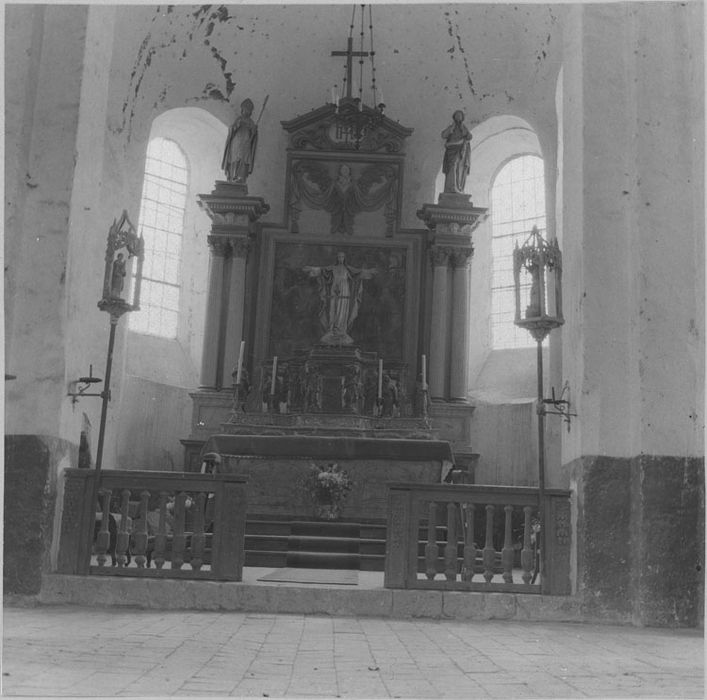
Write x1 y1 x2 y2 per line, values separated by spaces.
513 225 565 592
93 211 144 475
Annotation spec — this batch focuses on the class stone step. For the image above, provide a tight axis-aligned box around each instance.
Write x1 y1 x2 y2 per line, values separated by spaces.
286 551 360 569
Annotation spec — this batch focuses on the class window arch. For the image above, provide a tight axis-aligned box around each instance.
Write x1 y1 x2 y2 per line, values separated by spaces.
490 154 546 349
129 137 188 338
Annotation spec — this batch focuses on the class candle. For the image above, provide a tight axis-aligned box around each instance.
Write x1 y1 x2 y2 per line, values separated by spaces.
421 354 427 388
236 341 245 384
270 356 278 395
377 359 383 399
331 86 335 104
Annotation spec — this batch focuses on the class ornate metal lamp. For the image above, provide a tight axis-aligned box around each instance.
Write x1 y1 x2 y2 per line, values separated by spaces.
68 211 144 476
513 225 570 592
328 4 386 150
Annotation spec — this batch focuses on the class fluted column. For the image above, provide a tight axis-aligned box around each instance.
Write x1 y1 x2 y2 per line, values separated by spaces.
221 237 250 387
418 194 487 404
200 235 229 388
196 180 269 391
429 246 451 400
450 246 474 401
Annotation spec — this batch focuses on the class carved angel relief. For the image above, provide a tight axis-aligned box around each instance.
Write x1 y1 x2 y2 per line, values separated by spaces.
289 160 397 236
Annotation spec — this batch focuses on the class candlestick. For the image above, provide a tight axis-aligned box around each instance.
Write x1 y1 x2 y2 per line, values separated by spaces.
236 340 245 384
421 354 427 388
270 356 278 395
378 359 383 399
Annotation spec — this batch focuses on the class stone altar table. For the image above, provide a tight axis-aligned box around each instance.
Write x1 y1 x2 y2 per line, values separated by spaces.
200 434 453 521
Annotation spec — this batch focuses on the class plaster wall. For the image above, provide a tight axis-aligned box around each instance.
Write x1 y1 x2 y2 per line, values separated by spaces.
5 5 88 437
105 4 563 231
561 3 704 462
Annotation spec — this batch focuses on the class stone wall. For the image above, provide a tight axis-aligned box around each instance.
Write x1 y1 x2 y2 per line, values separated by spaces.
571 455 704 627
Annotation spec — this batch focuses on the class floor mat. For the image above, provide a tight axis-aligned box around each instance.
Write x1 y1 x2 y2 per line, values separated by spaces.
257 567 359 585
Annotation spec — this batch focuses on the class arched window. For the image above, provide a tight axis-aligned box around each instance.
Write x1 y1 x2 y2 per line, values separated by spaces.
490 155 546 349
129 137 188 338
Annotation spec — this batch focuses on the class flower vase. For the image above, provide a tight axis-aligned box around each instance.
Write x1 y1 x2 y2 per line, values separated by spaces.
315 503 341 520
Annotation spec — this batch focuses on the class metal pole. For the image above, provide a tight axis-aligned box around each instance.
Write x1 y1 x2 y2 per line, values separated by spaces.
536 337 547 592
94 317 118 474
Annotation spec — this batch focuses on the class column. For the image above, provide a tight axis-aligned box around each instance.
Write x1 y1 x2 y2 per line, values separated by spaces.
200 235 229 388
418 195 487 404
221 238 249 387
449 246 474 401
428 246 451 400
196 181 269 391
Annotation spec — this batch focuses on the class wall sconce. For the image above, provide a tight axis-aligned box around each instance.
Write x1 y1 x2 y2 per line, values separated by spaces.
67 364 104 405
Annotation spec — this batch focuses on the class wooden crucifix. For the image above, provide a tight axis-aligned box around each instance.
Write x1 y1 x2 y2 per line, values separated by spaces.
331 36 369 99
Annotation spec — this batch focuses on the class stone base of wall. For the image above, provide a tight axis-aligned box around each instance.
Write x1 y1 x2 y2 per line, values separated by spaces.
4 435 76 594
570 455 704 627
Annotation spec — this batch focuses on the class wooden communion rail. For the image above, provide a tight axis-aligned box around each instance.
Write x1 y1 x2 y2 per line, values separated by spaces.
57 469 248 581
384 483 572 595
56 471 571 595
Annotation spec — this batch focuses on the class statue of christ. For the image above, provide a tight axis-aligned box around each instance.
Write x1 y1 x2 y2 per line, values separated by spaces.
304 252 377 345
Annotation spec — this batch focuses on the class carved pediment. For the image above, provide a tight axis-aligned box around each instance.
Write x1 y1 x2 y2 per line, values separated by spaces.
281 101 413 154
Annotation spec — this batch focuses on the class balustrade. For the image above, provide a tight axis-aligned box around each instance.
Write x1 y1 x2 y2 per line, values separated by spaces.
58 469 248 581
384 483 571 595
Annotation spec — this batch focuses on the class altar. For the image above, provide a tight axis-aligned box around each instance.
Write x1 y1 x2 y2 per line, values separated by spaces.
183 41 485 526
201 434 453 521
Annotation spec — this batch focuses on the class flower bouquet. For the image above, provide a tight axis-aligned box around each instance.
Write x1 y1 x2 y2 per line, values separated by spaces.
302 463 352 520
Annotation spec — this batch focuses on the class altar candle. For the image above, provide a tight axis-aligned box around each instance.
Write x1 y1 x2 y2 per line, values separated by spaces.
236 341 245 384
378 359 383 399
270 356 278 395
422 354 427 388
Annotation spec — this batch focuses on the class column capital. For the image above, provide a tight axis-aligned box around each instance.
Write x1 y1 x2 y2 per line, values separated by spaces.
429 245 453 268
207 234 231 257
449 245 474 269
231 237 251 260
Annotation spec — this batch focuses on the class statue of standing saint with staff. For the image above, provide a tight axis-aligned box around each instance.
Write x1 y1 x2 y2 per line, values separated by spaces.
441 109 472 194
304 252 377 346
222 96 268 184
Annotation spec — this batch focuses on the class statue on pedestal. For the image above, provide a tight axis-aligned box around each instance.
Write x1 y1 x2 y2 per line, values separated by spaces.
304 252 377 346
441 110 472 194
222 98 259 184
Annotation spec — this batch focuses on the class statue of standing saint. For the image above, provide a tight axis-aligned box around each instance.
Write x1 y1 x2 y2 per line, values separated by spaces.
441 110 472 193
304 252 377 346
222 98 259 184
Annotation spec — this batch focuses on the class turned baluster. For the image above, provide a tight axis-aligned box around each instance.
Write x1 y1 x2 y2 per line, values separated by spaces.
95 488 112 567
461 504 475 582
444 502 458 581
115 489 131 567
132 490 150 568
171 492 187 569
521 505 534 584
190 492 206 570
482 504 495 583
153 491 169 569
502 504 514 583
424 501 439 580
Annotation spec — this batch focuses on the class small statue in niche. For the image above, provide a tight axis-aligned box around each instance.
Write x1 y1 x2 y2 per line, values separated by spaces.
441 110 472 194
304 252 377 346
381 372 399 418
222 98 259 184
110 251 127 299
525 262 542 318
342 364 362 413
231 366 250 413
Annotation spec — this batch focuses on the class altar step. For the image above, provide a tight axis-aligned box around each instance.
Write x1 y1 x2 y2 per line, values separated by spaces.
244 519 387 571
